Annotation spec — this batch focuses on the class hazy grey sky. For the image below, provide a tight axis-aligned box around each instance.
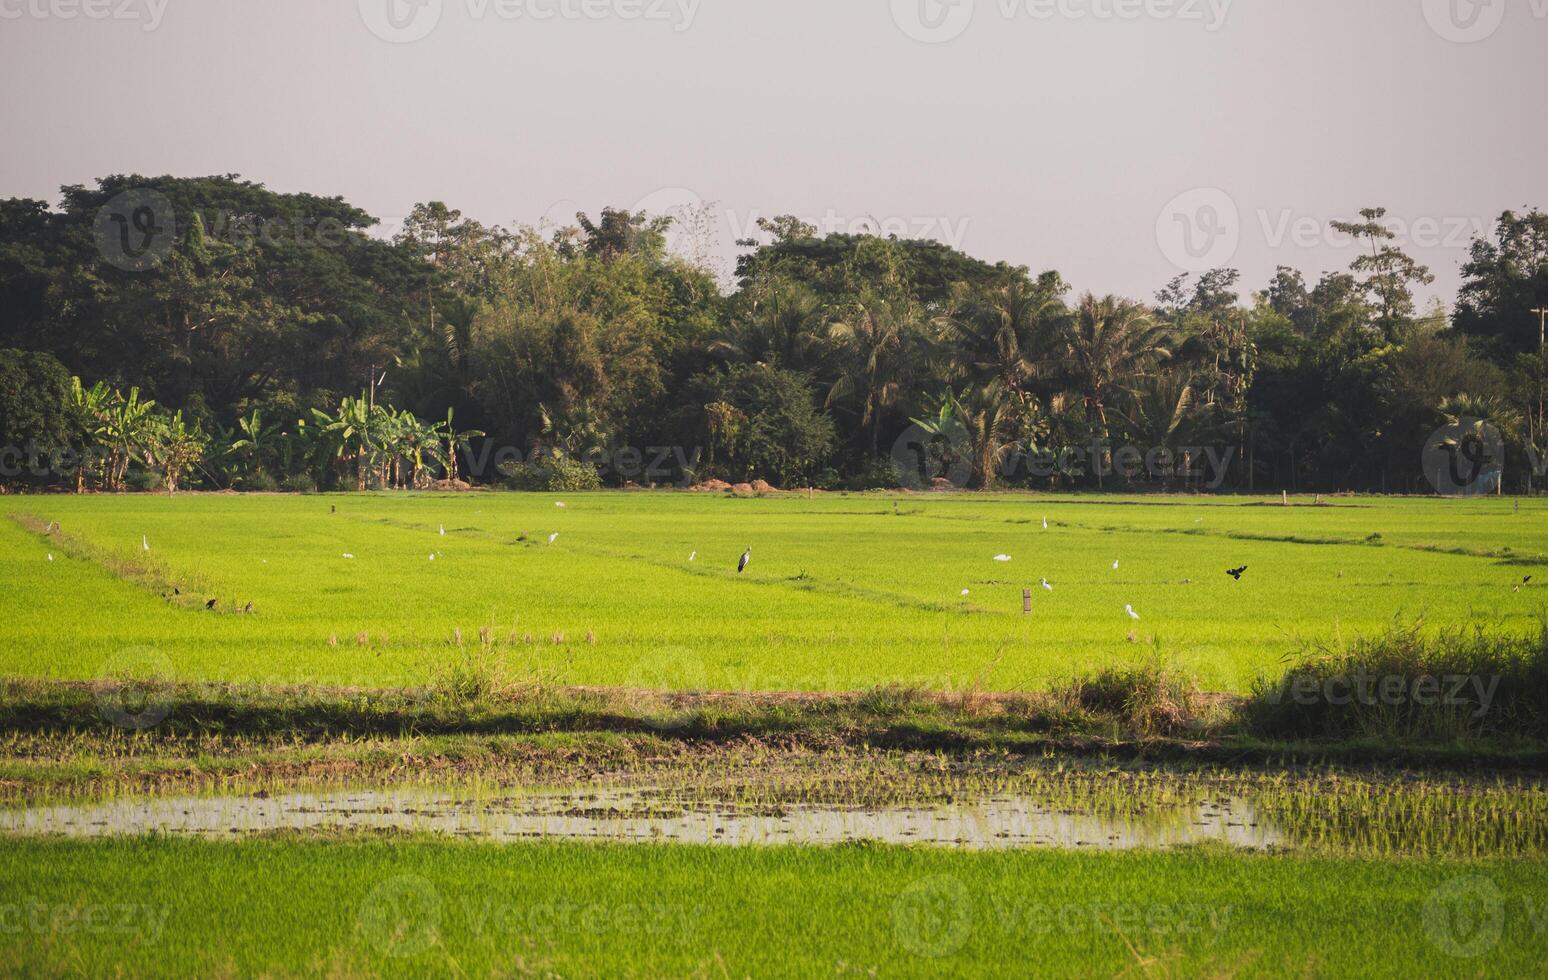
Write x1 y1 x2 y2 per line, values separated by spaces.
2 0 1545 303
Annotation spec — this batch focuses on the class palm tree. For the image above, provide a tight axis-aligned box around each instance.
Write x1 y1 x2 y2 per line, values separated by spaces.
1062 294 1171 440
827 299 911 456
1436 394 1520 496
911 386 1036 490
1117 371 1212 489
931 282 1060 488
713 282 827 373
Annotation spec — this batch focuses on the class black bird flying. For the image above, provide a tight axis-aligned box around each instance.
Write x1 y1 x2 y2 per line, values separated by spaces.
1227 566 1248 581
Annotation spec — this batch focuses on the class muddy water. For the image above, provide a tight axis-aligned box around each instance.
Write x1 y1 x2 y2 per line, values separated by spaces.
0 788 1283 850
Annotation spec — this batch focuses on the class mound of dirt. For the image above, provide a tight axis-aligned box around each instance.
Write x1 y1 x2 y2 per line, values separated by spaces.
689 479 732 492
750 479 778 494
427 479 474 492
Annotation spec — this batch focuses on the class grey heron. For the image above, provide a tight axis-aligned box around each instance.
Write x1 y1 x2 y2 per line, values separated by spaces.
738 547 751 573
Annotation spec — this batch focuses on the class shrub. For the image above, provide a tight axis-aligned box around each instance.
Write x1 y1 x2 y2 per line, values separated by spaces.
499 452 602 492
238 471 279 493
1243 622 1548 742
1057 658 1199 737
280 473 317 493
124 468 163 492
846 457 904 491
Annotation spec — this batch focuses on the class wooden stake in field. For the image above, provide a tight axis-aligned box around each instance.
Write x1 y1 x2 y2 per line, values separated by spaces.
1023 589 1032 615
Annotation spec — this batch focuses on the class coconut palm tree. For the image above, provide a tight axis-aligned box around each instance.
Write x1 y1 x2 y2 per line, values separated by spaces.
826 298 911 456
1116 371 1214 488
930 282 1060 488
1062 294 1172 440
713 282 827 374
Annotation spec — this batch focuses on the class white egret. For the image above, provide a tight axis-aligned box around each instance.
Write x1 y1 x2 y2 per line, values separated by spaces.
689 551 697 562
960 588 970 596
548 532 560 544
1040 578 1053 591
142 535 149 552
1125 604 1140 620
1112 560 1120 570
342 553 355 559
1042 516 1048 530
439 525 445 536
555 501 566 508
46 554 53 562
993 554 1012 562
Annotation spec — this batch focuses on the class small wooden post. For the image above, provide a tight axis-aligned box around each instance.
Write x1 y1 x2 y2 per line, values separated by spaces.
1022 589 1032 615
1283 490 1289 506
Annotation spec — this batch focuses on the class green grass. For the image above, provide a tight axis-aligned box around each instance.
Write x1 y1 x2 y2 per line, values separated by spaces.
1 836 1544 977
3 492 1544 694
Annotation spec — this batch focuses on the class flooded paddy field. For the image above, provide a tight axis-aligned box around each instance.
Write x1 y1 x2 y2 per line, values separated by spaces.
4 747 1544 859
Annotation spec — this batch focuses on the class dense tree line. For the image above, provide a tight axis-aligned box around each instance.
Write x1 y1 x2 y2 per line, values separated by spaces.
1 175 1544 493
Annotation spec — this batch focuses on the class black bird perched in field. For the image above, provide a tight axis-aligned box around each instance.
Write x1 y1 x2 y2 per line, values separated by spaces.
1226 566 1248 581
1525 576 1534 586
205 598 217 610
738 547 751 574
242 602 253 614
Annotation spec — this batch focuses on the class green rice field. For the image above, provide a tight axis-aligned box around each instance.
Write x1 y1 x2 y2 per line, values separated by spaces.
3 837 1546 978
3 492 1544 693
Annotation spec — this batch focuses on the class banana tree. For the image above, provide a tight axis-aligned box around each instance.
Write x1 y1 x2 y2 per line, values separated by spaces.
142 411 205 494
438 408 483 483
101 387 156 492
66 377 112 492
230 409 285 483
